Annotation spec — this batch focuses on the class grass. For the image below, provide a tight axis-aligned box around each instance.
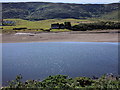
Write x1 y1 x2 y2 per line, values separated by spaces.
2 18 94 33
2 18 119 33
100 10 120 21
50 29 71 32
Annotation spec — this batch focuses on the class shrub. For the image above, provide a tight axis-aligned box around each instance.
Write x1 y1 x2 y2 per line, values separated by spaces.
72 21 120 31
2 74 120 89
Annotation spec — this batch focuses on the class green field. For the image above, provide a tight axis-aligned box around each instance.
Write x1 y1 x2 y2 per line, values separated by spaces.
1 18 119 33
1 18 94 33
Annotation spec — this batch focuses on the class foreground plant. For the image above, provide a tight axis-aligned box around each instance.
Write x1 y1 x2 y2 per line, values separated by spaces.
2 74 120 89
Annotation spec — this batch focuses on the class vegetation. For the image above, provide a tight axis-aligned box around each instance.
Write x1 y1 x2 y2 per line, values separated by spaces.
64 22 71 29
1 18 120 33
99 10 120 21
71 21 120 31
2 2 119 21
1 19 92 33
1 74 120 89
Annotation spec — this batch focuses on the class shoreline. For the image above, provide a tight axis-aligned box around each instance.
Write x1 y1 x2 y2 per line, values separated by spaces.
2 40 119 44
1 30 119 43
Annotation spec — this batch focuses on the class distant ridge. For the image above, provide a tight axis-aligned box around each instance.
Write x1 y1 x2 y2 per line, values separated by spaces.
45 0 120 4
2 2 120 20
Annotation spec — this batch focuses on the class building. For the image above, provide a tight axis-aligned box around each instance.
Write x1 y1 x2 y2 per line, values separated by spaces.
2 20 15 26
51 23 65 29
51 23 60 29
59 24 65 29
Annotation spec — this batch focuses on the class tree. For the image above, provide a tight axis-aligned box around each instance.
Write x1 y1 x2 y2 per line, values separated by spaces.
64 22 71 29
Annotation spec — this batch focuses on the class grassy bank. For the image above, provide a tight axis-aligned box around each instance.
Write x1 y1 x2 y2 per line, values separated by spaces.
2 74 120 89
1 18 120 34
2 19 91 33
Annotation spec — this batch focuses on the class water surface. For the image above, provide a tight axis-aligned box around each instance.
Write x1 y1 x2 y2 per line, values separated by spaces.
3 42 119 83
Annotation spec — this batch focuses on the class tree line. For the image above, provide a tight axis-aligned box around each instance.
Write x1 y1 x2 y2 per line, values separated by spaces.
71 21 120 31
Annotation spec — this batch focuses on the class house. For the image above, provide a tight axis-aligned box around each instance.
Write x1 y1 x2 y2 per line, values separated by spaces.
2 20 15 26
51 22 71 29
59 24 65 29
51 23 65 29
51 23 60 29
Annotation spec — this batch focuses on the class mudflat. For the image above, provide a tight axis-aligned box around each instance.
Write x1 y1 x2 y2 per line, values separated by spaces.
1 30 120 43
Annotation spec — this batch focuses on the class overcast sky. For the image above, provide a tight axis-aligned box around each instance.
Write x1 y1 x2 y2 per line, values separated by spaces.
1 0 119 4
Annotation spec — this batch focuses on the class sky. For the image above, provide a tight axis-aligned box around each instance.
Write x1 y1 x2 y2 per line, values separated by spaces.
0 0 120 4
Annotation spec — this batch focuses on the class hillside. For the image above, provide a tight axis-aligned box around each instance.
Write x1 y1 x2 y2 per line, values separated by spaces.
2 2 119 20
99 10 120 20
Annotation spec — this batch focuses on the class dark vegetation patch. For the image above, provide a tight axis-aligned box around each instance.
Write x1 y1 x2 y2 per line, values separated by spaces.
71 21 120 31
2 74 120 89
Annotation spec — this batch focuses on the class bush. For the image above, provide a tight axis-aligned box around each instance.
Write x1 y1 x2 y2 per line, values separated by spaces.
74 77 94 87
72 21 120 31
2 74 120 89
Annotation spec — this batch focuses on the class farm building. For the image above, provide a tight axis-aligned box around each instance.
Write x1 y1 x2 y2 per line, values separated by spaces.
51 23 60 29
51 22 71 29
51 23 65 29
59 24 65 29
2 20 15 26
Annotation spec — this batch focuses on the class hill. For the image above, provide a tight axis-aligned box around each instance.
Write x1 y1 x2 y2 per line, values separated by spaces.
2 2 120 20
99 10 120 20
